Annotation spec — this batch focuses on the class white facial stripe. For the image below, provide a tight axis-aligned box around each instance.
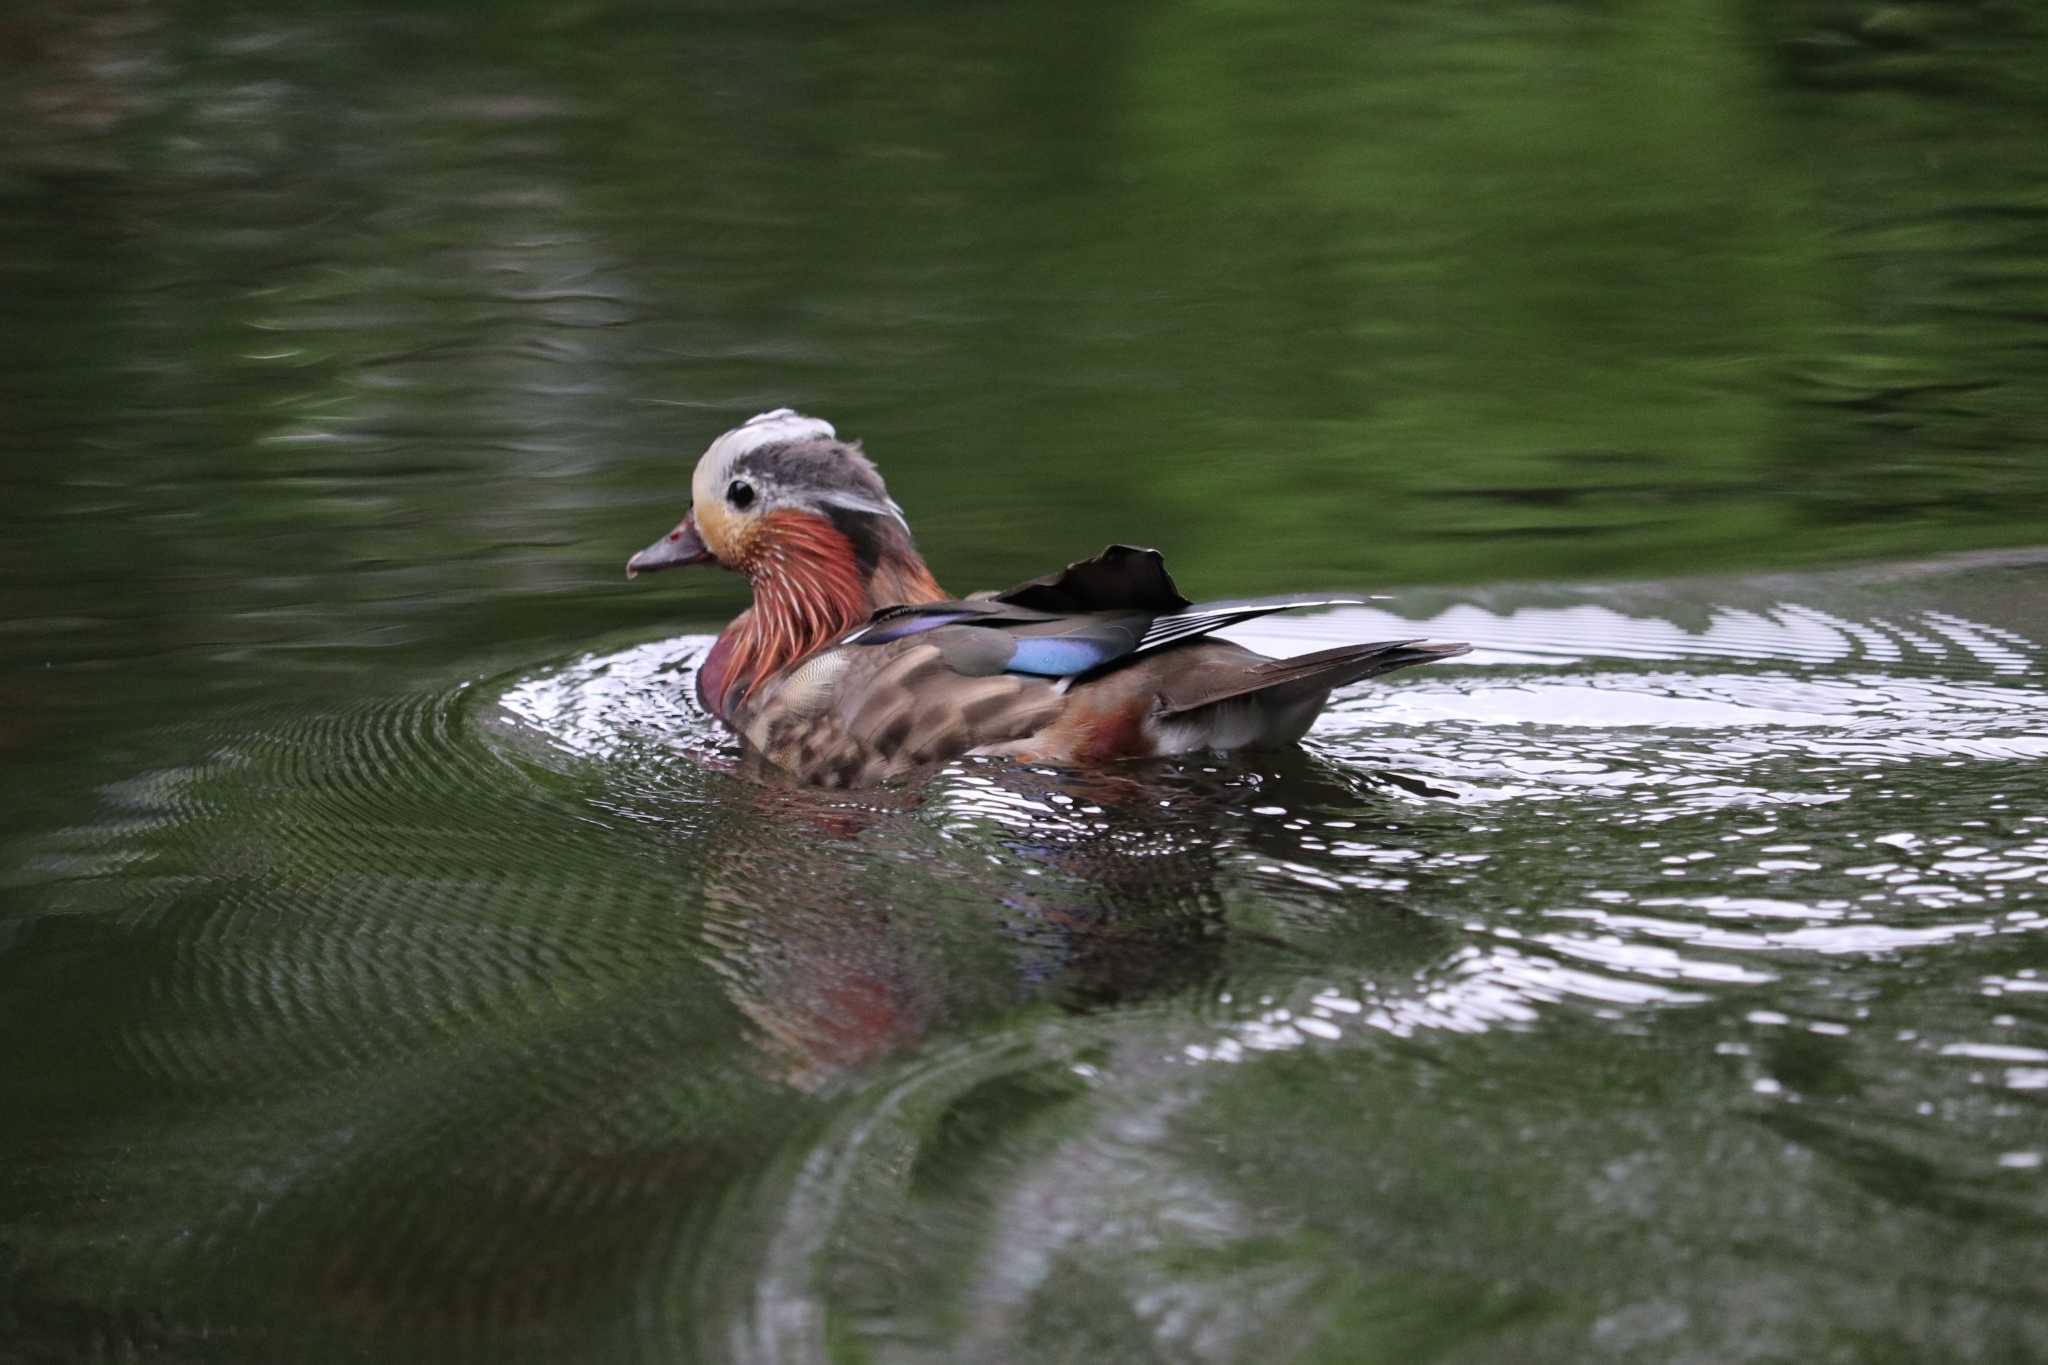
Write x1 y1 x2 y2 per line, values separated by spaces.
809 488 909 531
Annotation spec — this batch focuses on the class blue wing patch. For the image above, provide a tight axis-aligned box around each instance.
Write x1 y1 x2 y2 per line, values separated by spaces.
1003 636 1127 677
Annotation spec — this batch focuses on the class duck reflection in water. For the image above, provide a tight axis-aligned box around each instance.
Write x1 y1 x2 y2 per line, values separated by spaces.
689 748 1456 1090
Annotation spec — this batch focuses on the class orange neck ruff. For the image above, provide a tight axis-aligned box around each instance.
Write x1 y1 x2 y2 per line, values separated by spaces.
699 509 944 719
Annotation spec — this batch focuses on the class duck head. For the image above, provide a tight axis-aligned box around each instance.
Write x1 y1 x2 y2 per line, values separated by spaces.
626 409 946 711
625 410 901 578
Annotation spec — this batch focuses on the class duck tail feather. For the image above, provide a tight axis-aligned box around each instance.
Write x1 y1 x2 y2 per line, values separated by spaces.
1158 639 1469 716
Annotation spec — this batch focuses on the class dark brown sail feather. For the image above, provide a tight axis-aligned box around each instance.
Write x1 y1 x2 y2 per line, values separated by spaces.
991 545 1192 615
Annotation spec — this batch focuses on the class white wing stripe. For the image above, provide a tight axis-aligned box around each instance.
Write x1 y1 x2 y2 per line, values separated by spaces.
1136 598 1369 651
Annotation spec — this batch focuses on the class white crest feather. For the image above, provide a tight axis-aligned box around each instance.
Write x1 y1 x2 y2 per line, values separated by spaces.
707 408 838 465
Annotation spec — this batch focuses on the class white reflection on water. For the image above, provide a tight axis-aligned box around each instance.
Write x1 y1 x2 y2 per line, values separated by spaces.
495 635 717 763
1548 899 2048 953
1183 942 1710 1063
1186 900 2048 1065
1939 1042 2048 1063
1238 597 2041 673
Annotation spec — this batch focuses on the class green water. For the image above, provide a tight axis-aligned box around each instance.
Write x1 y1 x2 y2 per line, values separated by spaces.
3 3 2047 1361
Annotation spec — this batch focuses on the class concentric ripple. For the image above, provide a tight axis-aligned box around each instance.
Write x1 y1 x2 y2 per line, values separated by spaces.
5 555 2047 1363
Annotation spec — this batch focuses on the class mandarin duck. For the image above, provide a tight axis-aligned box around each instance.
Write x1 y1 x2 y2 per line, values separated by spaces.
626 410 1468 787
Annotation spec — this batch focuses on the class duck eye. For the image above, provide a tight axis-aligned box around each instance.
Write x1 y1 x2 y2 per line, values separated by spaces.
726 479 756 510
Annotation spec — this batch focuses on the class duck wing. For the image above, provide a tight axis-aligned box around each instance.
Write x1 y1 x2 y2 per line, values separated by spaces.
842 545 1380 681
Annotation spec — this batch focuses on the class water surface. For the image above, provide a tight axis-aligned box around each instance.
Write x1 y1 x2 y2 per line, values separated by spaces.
4 2 2048 1361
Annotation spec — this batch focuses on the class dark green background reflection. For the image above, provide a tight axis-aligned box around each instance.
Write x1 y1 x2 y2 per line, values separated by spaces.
2 4 2045 1362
